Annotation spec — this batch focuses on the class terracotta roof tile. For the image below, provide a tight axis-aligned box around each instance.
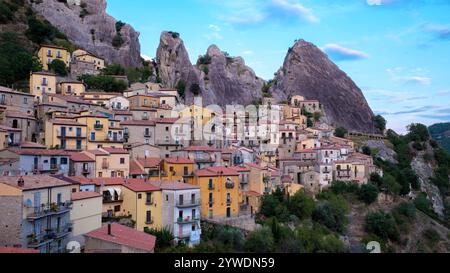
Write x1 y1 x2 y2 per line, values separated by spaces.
165 157 194 164
70 152 95 162
195 166 239 177
85 223 156 252
71 191 102 201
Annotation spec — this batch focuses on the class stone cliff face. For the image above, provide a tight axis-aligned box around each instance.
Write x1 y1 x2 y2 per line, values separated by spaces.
156 32 264 106
270 40 376 133
29 0 142 67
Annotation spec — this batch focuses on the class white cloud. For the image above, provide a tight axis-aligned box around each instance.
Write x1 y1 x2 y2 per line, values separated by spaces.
208 24 221 32
366 0 399 6
242 50 254 55
386 66 432 86
271 0 319 24
322 44 369 61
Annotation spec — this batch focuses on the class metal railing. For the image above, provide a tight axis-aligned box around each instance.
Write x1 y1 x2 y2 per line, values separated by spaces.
176 199 200 207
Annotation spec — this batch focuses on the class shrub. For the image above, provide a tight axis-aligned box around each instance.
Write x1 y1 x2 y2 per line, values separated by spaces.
48 59 68 76
102 64 126 76
288 191 315 220
78 74 128 92
422 228 441 248
313 195 348 233
374 115 387 132
115 21 126 33
334 127 348 138
190 83 201 95
144 227 174 250
365 211 399 241
358 183 379 204
245 227 274 253
176 80 186 99
112 34 124 48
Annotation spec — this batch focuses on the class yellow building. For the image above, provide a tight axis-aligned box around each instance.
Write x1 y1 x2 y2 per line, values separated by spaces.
189 166 240 219
72 49 105 71
29 72 57 102
162 157 195 182
45 118 88 151
38 45 70 71
129 95 161 109
76 113 123 150
58 81 86 96
121 179 163 231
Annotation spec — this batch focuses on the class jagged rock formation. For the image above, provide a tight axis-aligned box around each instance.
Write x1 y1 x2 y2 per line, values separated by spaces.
156 32 264 106
29 0 142 67
270 40 376 133
155 31 202 103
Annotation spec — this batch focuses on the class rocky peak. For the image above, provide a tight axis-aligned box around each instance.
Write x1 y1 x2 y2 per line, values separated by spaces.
30 0 142 67
270 39 376 133
156 33 264 106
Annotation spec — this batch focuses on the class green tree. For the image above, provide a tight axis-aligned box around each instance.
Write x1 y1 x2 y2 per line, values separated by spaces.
48 59 68 76
365 211 399 241
190 83 201 95
78 75 128 92
288 191 315 220
374 115 387 132
407 123 430 142
245 227 274 253
0 32 42 85
362 146 372 156
358 183 379 204
176 80 186 99
102 64 126 75
334 127 348 138
381 173 401 196
313 195 348 233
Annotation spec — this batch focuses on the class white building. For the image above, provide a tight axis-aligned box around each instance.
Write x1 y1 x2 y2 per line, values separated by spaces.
152 181 201 247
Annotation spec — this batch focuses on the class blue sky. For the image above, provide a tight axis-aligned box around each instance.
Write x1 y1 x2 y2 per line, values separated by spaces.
106 0 450 133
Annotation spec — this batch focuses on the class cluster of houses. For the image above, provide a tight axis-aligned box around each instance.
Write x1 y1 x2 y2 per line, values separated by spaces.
0 45 383 253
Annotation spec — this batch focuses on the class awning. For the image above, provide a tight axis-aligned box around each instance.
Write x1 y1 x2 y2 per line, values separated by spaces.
107 188 115 197
112 187 122 197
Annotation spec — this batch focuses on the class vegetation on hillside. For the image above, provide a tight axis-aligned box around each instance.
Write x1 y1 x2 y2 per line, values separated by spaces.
429 123 450 153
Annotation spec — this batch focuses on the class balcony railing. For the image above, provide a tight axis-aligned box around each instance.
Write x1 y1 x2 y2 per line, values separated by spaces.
146 198 154 205
103 195 123 203
176 199 200 208
177 216 200 224
183 172 194 177
208 198 214 205
208 184 215 190
27 233 53 248
226 198 232 205
94 124 104 130
57 130 86 139
41 81 48 86
26 202 72 221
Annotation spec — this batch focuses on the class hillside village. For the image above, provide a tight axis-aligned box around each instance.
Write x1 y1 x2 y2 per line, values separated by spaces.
0 41 394 253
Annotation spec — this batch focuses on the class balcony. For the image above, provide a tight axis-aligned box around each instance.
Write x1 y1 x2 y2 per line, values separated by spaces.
322 169 331 174
182 172 194 178
0 99 6 105
41 81 48 86
177 216 200 224
144 132 151 137
57 130 86 139
176 199 200 208
146 198 154 205
208 198 214 205
226 198 232 205
26 202 72 221
208 184 215 190
47 223 73 239
27 233 53 248
103 195 123 204
94 124 104 130
50 164 59 171
142 116 149 120
82 166 91 175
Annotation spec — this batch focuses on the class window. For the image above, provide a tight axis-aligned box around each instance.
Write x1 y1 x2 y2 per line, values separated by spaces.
23 98 28 104
146 193 152 204
120 158 125 164
114 205 121 212
166 126 169 132
138 194 142 199
146 211 152 223
60 158 68 165
90 132 95 141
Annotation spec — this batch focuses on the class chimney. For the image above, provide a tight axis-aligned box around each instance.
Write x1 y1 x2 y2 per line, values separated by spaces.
108 223 112 236
17 177 25 187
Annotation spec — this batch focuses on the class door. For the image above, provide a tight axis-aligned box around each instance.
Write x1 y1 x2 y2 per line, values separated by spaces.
34 157 39 170
226 207 231 218
60 127 66 137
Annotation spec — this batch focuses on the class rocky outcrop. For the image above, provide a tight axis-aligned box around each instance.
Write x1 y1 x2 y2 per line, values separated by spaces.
29 0 142 67
155 31 202 103
364 140 398 164
156 32 264 106
270 40 376 133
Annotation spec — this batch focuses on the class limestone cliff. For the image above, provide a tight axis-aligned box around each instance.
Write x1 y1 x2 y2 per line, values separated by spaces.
29 0 142 67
